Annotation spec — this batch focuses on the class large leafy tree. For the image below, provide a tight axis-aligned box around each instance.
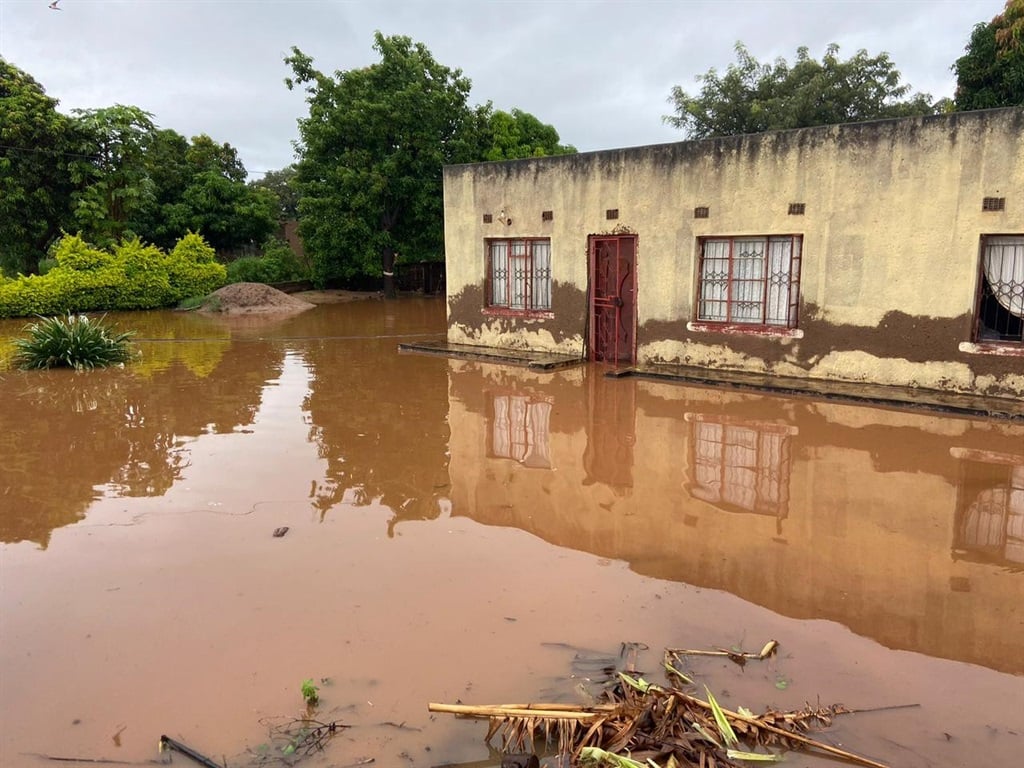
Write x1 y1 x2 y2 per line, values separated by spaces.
665 43 938 139
139 131 276 251
0 58 78 275
477 107 576 161
286 33 481 293
69 104 157 247
954 0 1024 110
162 171 277 253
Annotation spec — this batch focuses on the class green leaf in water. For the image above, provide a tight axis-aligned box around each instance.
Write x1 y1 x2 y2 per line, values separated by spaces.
775 677 790 690
663 660 694 685
727 749 784 762
578 746 646 767
704 686 739 748
618 672 653 693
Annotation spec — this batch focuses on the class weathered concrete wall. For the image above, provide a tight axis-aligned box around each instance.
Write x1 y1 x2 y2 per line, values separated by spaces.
443 108 1024 398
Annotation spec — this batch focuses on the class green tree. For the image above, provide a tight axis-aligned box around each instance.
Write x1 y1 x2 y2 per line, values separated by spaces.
250 164 300 219
131 127 190 247
185 133 247 183
0 58 77 275
286 33 480 294
954 0 1024 110
477 107 576 161
69 104 157 246
130 130 276 253
162 171 277 253
665 43 938 139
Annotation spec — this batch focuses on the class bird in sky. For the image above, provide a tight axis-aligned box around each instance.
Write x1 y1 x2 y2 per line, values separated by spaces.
49 0 62 10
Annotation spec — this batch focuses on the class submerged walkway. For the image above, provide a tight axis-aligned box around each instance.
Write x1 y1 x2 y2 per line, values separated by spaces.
398 341 1023 420
612 363 1024 420
398 340 583 370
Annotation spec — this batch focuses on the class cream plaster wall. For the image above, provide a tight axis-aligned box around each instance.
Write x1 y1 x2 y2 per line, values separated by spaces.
443 108 1024 397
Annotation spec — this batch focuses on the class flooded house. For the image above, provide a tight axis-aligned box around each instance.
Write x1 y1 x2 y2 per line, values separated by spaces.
442 107 1024 400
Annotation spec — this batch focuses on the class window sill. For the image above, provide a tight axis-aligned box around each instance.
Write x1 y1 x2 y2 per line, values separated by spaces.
958 341 1024 357
483 307 555 320
687 321 804 339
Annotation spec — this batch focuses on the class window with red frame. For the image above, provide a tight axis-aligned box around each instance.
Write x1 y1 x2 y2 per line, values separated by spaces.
486 238 551 312
696 235 802 328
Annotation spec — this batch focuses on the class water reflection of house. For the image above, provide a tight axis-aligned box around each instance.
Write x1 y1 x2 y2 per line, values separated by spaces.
446 360 1024 674
685 414 794 526
952 448 1024 569
488 393 552 469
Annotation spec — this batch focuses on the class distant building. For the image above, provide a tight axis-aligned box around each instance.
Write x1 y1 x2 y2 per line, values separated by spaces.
442 107 1024 399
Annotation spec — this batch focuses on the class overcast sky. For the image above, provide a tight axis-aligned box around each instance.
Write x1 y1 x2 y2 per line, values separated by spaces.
0 0 1004 178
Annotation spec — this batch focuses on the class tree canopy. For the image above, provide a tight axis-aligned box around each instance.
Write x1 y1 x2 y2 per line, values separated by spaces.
286 33 481 290
249 165 300 219
664 43 938 139
0 58 277 271
0 58 78 275
477 107 576 161
286 32 576 289
69 104 158 247
954 0 1024 110
138 130 276 252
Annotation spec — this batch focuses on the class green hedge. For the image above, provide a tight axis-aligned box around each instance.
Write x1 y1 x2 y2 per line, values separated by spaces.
225 237 309 285
0 232 227 318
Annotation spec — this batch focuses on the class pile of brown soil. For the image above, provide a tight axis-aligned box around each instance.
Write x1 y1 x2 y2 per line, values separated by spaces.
201 283 316 315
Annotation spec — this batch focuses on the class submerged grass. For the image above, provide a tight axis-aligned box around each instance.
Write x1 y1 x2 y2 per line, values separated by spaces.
11 313 136 370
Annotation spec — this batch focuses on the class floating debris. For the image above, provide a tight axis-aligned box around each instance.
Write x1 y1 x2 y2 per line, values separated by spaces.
429 642 896 768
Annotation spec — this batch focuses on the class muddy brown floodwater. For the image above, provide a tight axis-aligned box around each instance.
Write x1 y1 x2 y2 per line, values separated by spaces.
1 297 1022 768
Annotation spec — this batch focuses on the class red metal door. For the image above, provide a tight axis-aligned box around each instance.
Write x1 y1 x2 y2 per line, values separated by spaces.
589 235 637 364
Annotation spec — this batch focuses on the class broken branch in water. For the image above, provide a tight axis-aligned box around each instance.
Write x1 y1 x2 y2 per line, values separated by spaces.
250 717 349 763
158 735 221 768
665 640 779 669
26 755 142 765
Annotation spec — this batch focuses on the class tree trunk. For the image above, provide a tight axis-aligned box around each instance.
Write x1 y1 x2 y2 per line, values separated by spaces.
382 245 397 299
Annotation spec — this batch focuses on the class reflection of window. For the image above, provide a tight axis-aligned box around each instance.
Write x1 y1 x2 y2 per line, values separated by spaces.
486 238 552 312
696 235 802 328
975 236 1024 344
687 417 792 519
489 395 552 468
954 448 1024 566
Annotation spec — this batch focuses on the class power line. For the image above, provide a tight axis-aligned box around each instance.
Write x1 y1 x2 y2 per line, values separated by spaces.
0 143 297 178
0 142 98 161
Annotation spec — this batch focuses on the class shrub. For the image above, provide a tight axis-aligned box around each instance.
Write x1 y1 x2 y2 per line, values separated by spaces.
225 237 309 285
53 234 111 272
11 313 136 370
166 232 227 302
113 237 174 309
0 232 226 318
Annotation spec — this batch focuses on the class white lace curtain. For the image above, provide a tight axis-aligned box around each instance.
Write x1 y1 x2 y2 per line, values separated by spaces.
984 237 1024 319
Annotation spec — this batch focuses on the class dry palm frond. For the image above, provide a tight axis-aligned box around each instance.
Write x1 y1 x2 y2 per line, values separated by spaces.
429 642 896 768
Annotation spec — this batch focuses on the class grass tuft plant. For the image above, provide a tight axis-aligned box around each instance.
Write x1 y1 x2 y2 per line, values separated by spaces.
12 313 136 370
301 678 319 706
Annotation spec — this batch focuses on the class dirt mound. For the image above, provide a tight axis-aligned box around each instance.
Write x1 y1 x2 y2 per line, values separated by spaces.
201 283 316 315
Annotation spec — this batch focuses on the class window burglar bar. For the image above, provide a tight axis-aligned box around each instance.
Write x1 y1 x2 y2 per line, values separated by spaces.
697 236 802 327
486 238 552 311
976 236 1024 343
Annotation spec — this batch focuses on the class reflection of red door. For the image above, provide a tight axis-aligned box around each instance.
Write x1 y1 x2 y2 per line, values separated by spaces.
589 235 637 364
